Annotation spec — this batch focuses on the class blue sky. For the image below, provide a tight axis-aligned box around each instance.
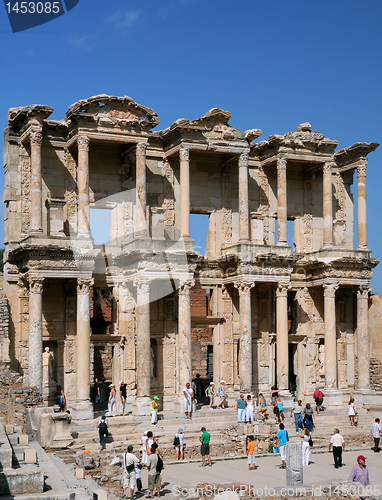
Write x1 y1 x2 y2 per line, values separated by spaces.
1 0 381 291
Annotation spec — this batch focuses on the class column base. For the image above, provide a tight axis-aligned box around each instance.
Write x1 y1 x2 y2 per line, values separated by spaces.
161 395 183 413
72 400 93 420
353 389 382 409
322 389 343 408
133 397 152 416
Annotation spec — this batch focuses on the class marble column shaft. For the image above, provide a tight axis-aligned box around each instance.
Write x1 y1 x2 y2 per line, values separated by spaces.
30 131 43 232
357 162 367 249
135 280 151 397
76 278 93 403
277 157 288 245
77 136 90 235
238 151 250 241
235 281 254 392
323 162 334 246
357 286 370 390
179 147 190 238
178 281 194 390
323 283 339 389
136 142 148 236
276 283 289 392
28 277 44 391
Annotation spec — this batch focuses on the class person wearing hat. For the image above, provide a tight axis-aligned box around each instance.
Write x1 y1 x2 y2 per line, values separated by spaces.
216 380 227 409
108 383 116 417
183 382 194 419
123 444 140 499
349 455 370 486
205 382 215 410
329 428 345 468
199 426 212 467
141 430 149 465
174 427 185 460
150 396 160 426
120 380 127 416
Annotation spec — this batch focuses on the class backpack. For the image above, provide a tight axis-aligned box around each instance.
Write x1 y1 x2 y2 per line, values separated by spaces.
125 454 135 472
156 454 164 473
99 421 107 434
173 436 180 446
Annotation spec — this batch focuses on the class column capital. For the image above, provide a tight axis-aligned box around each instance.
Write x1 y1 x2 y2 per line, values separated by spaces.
276 281 290 298
179 147 190 162
30 131 43 146
29 276 44 294
133 278 151 295
136 142 149 155
234 281 255 295
357 160 367 177
323 282 339 298
77 136 90 151
238 150 249 167
178 279 195 295
323 161 335 174
77 277 94 294
357 285 370 299
277 157 287 170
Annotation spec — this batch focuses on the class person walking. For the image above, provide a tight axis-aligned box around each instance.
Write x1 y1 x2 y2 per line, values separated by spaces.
348 455 370 486
141 430 149 465
371 418 381 452
270 386 278 405
257 394 267 422
290 399 303 434
247 435 256 470
173 427 184 461
236 394 246 423
205 382 215 410
146 442 162 498
146 431 159 456
120 380 127 415
183 382 193 419
55 385 65 411
303 403 314 432
301 429 311 466
123 444 140 499
313 387 324 415
150 396 160 426
199 426 212 467
348 398 356 426
273 396 284 424
246 395 255 423
108 384 116 417
216 381 227 409
97 415 109 450
329 428 345 468
276 423 289 469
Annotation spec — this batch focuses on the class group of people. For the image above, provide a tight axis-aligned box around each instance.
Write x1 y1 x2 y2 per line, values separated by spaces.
236 394 267 423
183 380 228 417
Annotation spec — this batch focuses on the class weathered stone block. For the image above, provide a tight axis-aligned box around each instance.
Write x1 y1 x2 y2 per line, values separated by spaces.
93 490 108 500
75 467 84 479
18 434 29 445
24 448 37 464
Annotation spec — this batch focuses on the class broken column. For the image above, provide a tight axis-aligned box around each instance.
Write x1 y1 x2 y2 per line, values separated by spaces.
286 441 303 487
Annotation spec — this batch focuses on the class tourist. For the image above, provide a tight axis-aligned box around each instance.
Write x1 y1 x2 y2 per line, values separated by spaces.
236 394 246 423
370 417 381 452
205 382 215 410
55 385 65 411
97 415 109 450
123 444 140 499
270 386 278 405
183 382 193 419
99 377 107 404
246 395 255 423
276 423 289 469
141 430 148 465
348 397 356 426
247 435 256 470
173 427 184 460
199 426 212 467
135 462 143 492
216 380 227 409
301 429 311 466
348 455 370 486
257 393 267 422
290 399 303 434
91 379 99 411
108 383 116 417
150 396 160 426
273 396 284 424
313 387 324 415
119 380 127 416
146 431 159 456
146 442 163 498
195 373 202 399
302 403 314 432
329 428 345 468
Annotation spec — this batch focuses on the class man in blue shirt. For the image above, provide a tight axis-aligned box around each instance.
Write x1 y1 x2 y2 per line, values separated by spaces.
276 423 289 469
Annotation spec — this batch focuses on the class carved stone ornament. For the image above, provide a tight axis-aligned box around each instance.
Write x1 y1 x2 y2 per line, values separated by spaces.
30 131 43 146
29 276 44 294
238 151 249 168
322 161 335 174
277 157 287 170
77 136 90 151
234 281 255 295
357 285 369 299
77 277 94 294
276 281 290 298
179 147 189 162
357 161 367 177
323 282 339 298
136 142 149 155
133 279 151 295
178 280 195 295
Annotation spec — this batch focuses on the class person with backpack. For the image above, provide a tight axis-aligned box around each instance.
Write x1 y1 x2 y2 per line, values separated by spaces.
123 444 140 499
276 423 289 469
273 396 284 424
303 403 314 432
96 415 109 450
313 387 324 415
146 442 163 498
216 380 227 409
173 427 184 461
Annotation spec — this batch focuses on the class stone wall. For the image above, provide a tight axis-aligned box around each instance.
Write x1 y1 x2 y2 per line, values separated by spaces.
368 294 382 390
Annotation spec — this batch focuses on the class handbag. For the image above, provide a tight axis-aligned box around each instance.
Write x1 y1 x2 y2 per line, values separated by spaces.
308 438 313 447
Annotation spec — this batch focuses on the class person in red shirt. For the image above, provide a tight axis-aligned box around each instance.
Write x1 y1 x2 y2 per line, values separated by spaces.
313 387 324 415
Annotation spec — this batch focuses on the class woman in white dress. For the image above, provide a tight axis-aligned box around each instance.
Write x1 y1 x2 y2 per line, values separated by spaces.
108 384 116 417
348 398 356 426
301 429 311 466
246 395 255 423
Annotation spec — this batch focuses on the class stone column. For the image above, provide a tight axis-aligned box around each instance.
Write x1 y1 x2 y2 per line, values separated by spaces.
179 147 190 238
276 282 289 393
77 136 90 236
238 151 250 242
323 282 339 390
277 157 288 245
75 277 94 419
135 279 151 397
357 161 367 249
234 281 255 392
30 131 43 233
178 280 194 390
357 285 370 390
28 276 44 391
322 161 334 247
136 142 148 236
286 441 303 487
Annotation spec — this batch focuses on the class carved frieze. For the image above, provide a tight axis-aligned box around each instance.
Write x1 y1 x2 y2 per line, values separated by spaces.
19 144 31 236
77 277 94 294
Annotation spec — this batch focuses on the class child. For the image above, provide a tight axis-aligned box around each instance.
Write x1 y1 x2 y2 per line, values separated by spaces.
135 462 143 491
247 435 256 470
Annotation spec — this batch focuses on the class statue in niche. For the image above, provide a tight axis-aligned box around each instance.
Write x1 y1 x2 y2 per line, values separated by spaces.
318 344 325 377
43 346 55 384
150 345 156 378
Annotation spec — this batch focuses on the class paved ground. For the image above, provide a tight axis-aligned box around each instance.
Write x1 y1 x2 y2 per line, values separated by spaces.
133 448 382 499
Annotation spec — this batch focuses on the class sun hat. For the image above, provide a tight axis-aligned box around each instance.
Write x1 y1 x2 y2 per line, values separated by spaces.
144 430 148 434
110 384 115 387
153 396 160 400
119 380 123 385
220 380 225 383
357 455 366 461
210 382 215 385
178 428 183 432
